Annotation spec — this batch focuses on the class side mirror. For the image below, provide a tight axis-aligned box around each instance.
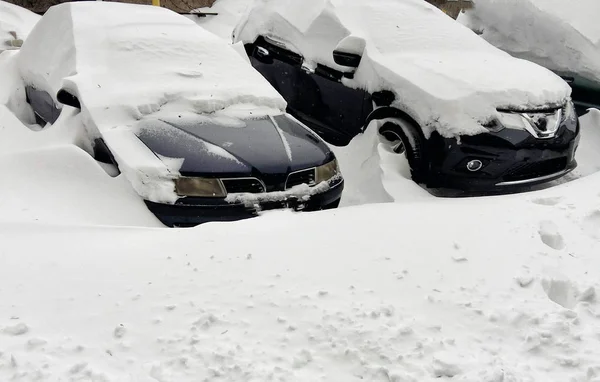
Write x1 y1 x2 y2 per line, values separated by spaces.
56 89 81 110
332 35 366 68
333 51 362 68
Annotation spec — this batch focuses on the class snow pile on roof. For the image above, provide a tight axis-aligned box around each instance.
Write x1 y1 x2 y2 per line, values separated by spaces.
0 1 39 51
17 2 286 128
235 0 571 138
459 0 600 85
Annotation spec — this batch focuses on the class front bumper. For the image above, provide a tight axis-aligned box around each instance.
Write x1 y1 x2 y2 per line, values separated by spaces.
145 179 344 227
425 121 580 191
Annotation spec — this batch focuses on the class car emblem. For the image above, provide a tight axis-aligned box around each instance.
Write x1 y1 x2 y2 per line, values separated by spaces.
520 109 562 139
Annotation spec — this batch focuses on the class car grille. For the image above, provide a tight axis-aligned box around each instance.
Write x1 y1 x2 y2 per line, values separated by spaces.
503 157 568 182
285 168 316 189
221 178 265 194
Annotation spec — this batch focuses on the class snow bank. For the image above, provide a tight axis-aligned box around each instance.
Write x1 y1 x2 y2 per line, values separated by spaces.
0 1 39 51
459 0 600 85
1 171 600 380
235 0 571 138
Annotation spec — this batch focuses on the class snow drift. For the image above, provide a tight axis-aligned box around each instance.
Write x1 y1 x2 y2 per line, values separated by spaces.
234 0 571 139
459 0 600 85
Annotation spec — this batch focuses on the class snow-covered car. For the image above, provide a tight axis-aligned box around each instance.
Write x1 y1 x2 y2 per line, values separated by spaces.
16 2 343 227
0 0 39 52
459 0 600 114
234 0 580 191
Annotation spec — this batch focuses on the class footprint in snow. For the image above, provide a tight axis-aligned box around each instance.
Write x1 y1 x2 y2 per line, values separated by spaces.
538 221 565 250
531 196 563 206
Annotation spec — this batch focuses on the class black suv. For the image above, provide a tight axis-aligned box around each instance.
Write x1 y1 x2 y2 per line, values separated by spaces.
240 35 580 191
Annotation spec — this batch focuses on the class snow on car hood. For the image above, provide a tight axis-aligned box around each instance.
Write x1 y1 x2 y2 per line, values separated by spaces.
234 0 571 138
0 1 39 51
459 0 600 86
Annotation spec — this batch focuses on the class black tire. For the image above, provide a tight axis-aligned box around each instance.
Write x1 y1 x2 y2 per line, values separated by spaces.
378 119 429 183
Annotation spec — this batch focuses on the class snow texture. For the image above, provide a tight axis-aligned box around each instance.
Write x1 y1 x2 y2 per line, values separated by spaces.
234 0 572 139
459 0 600 85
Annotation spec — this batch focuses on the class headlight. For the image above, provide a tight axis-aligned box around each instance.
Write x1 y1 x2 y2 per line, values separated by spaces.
496 112 530 131
563 100 577 122
315 159 340 183
174 177 226 197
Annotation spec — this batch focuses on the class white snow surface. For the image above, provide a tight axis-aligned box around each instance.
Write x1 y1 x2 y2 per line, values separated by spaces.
459 0 600 84
0 1 39 50
234 0 571 138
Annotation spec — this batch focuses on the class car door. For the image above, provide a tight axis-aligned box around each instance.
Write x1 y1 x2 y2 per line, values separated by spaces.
249 37 372 146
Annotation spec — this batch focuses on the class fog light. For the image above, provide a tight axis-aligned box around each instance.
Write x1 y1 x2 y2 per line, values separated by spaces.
466 159 483 172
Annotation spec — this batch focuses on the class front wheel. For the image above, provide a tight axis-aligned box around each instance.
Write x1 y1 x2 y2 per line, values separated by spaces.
378 120 429 183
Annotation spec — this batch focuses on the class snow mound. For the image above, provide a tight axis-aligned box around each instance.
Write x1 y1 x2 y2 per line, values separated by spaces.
459 0 600 84
17 2 286 128
235 0 571 138
0 1 39 51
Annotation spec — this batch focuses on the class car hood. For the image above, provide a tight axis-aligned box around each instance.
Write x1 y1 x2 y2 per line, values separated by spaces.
135 115 333 178
376 51 570 109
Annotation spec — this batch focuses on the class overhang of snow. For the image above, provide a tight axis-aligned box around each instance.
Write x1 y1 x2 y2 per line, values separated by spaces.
17 2 287 127
0 1 39 51
459 0 600 86
235 0 571 138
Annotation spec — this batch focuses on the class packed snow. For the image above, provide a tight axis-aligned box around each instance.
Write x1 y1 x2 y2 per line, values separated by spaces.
2 0 600 381
234 0 572 139
458 0 600 85
0 1 39 51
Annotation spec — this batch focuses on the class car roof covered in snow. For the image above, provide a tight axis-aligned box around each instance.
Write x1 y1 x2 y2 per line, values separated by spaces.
234 0 571 138
0 1 40 50
17 2 286 127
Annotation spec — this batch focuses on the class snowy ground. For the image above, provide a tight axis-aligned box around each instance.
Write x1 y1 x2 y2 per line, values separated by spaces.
1 92 600 380
2 1 600 380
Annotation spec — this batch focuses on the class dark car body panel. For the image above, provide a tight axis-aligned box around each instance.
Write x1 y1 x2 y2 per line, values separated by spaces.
25 86 62 125
248 37 372 146
426 118 579 189
245 36 581 191
135 115 336 193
